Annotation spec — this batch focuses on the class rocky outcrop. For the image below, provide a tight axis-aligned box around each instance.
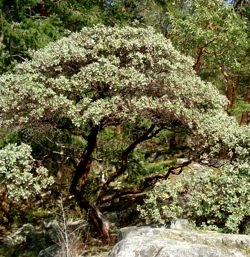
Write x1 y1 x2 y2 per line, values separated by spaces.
0 224 48 257
109 226 250 257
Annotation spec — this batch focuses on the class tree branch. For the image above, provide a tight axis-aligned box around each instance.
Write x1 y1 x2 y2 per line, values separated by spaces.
96 124 162 204
99 159 192 204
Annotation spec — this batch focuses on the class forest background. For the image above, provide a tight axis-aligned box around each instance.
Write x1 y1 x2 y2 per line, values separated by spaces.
0 0 250 254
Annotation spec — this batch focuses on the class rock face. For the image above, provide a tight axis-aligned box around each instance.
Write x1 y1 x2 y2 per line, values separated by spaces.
109 226 250 257
38 245 59 257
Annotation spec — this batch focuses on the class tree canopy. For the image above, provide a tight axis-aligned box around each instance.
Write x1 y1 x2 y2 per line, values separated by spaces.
1 25 245 160
0 25 228 128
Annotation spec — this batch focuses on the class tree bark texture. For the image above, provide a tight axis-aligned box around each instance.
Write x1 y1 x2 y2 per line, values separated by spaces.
193 46 206 73
69 122 190 239
220 64 238 110
240 86 250 126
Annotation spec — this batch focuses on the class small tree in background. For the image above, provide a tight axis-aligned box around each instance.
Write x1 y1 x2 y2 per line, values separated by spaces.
0 143 54 225
127 0 250 120
0 143 54 200
0 25 249 238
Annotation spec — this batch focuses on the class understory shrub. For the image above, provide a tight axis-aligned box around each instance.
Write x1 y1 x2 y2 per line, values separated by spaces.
0 143 54 201
138 162 250 234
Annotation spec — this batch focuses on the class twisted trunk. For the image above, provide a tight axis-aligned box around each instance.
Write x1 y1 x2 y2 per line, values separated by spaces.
69 125 110 240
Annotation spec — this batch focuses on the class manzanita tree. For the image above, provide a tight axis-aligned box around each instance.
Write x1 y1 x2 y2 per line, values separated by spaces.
168 0 249 111
0 25 248 238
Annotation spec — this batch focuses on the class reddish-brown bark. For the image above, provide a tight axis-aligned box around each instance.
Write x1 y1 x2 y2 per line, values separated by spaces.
193 46 206 73
69 125 110 240
240 86 250 126
220 64 238 110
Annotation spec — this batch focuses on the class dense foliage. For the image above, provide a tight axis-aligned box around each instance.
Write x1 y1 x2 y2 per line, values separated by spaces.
1 1 249 118
0 0 141 74
0 143 54 201
0 25 227 129
139 162 250 234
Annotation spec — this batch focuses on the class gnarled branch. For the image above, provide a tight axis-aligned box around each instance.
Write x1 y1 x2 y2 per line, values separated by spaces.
96 124 162 203
99 159 192 204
